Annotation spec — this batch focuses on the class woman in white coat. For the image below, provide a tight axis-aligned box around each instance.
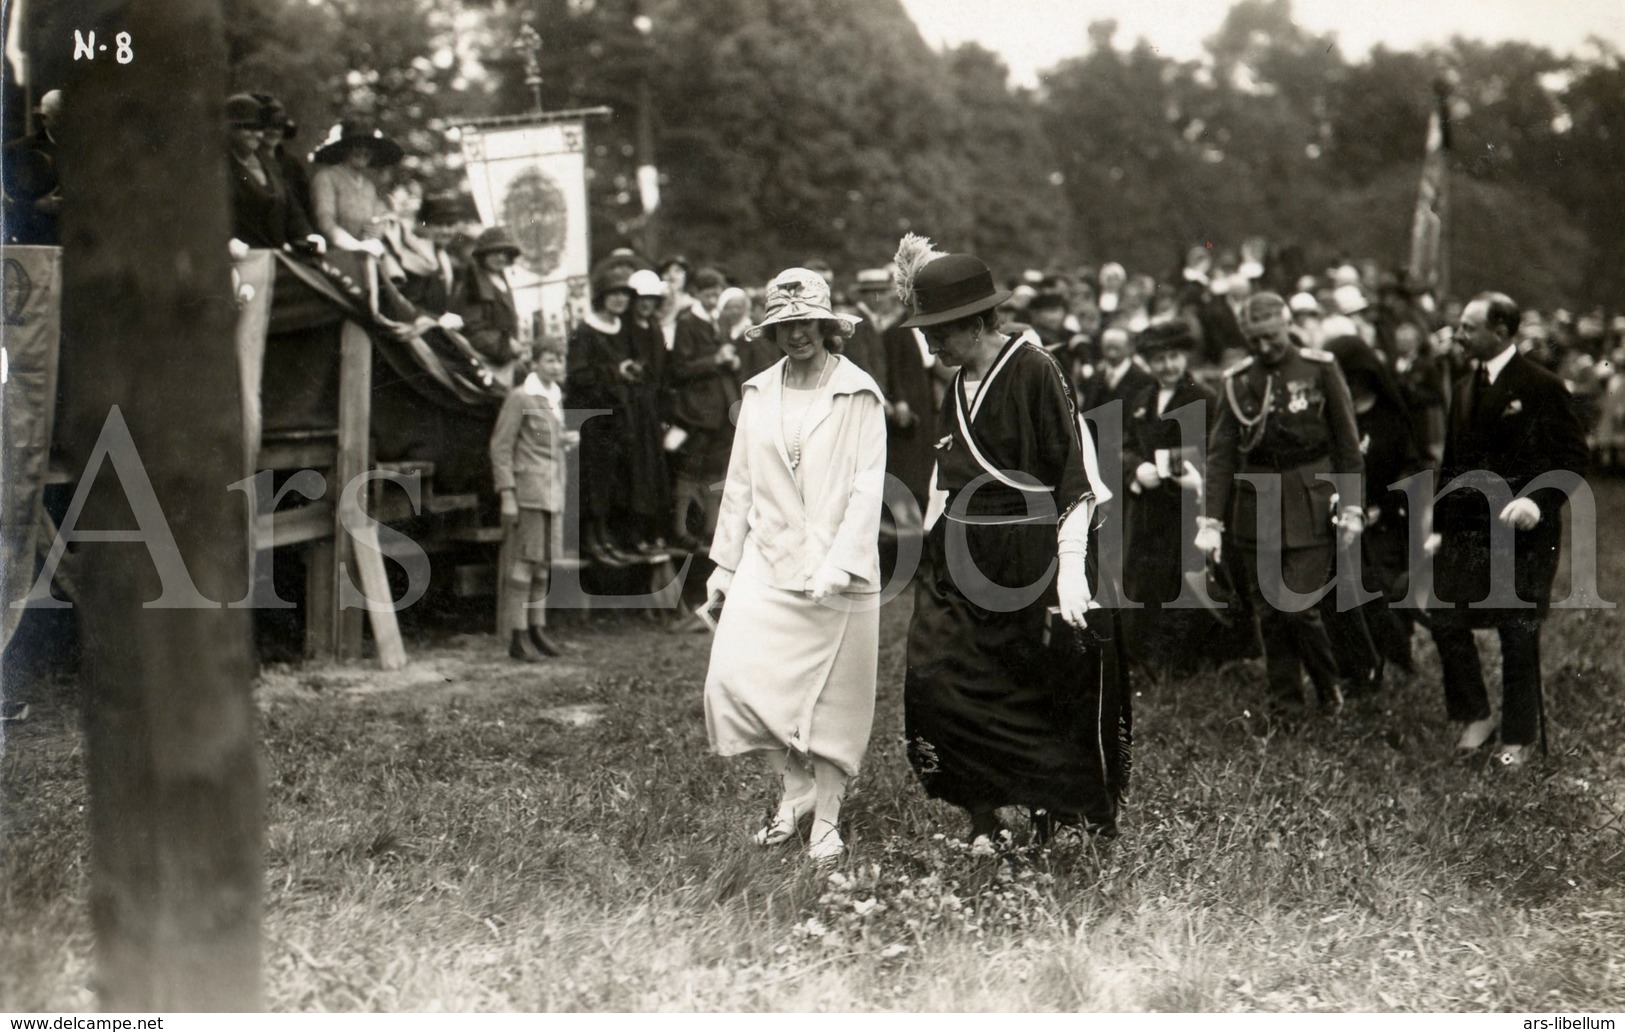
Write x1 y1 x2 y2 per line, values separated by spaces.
703 267 888 866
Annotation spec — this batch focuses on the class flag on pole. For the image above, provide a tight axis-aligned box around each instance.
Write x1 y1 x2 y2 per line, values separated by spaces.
636 164 660 215
1407 82 1451 298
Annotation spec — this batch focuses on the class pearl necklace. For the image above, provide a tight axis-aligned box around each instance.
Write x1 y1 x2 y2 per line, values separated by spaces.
784 353 833 471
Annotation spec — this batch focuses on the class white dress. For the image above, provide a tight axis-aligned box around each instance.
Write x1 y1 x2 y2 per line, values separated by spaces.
703 359 885 777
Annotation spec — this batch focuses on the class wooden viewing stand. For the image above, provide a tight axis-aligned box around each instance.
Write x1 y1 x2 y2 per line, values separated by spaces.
28 247 684 670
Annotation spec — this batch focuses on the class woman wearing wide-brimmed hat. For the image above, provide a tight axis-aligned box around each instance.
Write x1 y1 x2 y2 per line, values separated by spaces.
309 118 403 258
703 267 887 867
895 235 1129 847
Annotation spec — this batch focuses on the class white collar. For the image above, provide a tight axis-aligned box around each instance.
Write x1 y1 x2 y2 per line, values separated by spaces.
522 372 561 401
1482 344 1516 384
582 310 620 335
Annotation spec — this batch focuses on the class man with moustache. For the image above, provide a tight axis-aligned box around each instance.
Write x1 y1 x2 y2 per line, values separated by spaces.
1427 292 1588 768
1198 292 1365 714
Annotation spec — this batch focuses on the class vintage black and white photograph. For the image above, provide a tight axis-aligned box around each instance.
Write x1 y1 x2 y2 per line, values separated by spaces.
2 0 1624 1014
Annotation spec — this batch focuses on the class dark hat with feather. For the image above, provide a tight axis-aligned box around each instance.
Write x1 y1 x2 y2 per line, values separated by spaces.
893 234 1011 329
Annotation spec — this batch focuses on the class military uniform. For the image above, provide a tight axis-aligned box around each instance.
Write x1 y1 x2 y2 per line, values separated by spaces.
1205 343 1364 705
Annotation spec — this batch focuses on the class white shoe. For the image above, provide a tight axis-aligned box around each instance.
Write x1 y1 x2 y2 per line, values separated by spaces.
1493 743 1529 768
1455 716 1497 751
807 828 844 868
753 791 815 848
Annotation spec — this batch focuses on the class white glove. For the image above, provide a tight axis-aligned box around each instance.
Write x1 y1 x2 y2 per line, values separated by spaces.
1336 505 1365 548
305 233 328 255
806 566 852 603
706 566 734 599
1055 553 1092 628
1424 532 1443 556
1194 517 1224 563
438 311 465 331
1134 462 1162 490
1499 497 1541 530
1176 460 1204 493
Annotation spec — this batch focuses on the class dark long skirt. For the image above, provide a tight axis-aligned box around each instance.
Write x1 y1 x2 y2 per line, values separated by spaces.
1122 483 1244 672
904 519 1130 825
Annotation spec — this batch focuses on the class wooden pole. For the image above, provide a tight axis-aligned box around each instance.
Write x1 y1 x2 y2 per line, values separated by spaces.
51 0 262 1010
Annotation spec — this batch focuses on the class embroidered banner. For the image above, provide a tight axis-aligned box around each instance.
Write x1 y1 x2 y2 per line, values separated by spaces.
1 246 60 647
458 119 592 345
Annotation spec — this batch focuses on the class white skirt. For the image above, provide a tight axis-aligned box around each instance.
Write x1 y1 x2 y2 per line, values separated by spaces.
703 544 879 777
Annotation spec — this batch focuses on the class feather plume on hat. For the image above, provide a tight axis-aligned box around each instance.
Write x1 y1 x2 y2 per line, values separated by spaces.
893 233 948 312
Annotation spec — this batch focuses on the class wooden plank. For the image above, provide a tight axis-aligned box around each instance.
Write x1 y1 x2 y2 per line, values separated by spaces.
442 525 509 544
304 537 335 659
333 320 371 660
350 521 407 671
369 491 421 528
256 501 334 549
424 492 480 514
494 517 514 636
255 440 336 473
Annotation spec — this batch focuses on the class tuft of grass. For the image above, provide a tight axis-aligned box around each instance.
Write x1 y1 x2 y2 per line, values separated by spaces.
6 484 1625 1010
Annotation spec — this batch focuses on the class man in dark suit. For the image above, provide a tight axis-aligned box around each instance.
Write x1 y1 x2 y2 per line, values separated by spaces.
1078 326 1155 417
3 90 62 245
1427 292 1589 768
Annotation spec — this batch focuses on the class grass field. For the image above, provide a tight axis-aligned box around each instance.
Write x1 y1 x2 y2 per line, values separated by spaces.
4 482 1625 1011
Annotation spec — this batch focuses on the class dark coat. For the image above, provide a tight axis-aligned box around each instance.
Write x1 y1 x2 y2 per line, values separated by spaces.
228 150 313 250
882 320 937 507
1194 296 1248 365
737 335 782 385
667 310 740 434
1078 359 1155 420
1122 376 1218 604
449 268 520 364
621 317 671 516
567 314 634 521
1432 351 1589 615
2 129 58 245
1392 351 1449 465
272 146 313 225
840 318 889 386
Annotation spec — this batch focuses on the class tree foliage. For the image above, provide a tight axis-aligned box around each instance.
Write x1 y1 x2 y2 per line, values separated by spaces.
213 0 1625 307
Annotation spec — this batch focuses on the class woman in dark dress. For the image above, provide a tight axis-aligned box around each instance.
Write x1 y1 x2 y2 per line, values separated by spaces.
897 236 1129 845
622 270 674 553
1121 320 1224 674
567 261 643 565
1321 334 1428 687
449 227 523 370
226 93 324 254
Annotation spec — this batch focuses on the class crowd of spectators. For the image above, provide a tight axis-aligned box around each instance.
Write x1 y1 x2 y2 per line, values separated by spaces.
9 88 1625 666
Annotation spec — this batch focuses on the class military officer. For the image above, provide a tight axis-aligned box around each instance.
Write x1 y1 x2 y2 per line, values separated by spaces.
1197 292 1365 712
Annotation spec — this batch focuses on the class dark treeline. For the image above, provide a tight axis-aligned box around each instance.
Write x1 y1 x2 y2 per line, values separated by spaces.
212 0 1624 310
